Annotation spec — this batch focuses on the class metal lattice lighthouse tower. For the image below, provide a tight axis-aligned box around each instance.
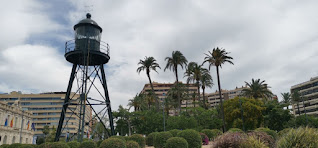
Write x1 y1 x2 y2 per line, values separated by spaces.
55 13 115 142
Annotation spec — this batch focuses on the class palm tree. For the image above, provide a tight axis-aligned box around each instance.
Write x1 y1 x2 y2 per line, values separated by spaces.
164 51 188 113
291 90 301 116
201 71 213 109
203 47 234 133
281 92 291 110
242 79 273 100
137 56 161 111
128 94 141 111
184 62 197 108
184 62 207 108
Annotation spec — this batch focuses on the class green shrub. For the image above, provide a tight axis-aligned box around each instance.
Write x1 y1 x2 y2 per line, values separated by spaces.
123 136 130 142
153 132 173 148
240 136 268 148
96 140 103 147
79 140 96 148
126 140 140 148
50 142 70 148
168 129 180 137
201 129 214 140
110 136 126 142
0 144 10 148
21 144 35 148
277 128 291 138
8 143 22 148
177 129 201 148
212 132 247 148
255 128 277 140
36 137 45 145
227 128 244 133
67 141 80 148
129 134 145 148
211 129 222 140
165 137 188 148
146 132 158 146
39 143 52 148
100 138 125 148
276 127 318 148
247 131 275 148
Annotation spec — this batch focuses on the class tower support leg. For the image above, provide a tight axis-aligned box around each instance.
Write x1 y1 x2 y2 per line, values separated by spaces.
100 64 115 136
55 64 77 142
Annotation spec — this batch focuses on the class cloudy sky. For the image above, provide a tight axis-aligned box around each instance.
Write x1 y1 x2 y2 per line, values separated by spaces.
1 0 318 111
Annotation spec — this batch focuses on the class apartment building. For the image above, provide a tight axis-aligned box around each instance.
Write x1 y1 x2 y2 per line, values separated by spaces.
140 82 198 115
0 91 92 139
207 86 247 108
0 101 34 145
291 76 318 116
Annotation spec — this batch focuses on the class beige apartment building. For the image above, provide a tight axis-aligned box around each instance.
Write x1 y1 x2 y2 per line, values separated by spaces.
140 82 198 115
0 91 92 140
291 76 318 116
0 101 34 145
207 86 247 108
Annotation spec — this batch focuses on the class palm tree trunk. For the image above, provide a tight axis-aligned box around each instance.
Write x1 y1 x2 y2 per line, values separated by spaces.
216 66 226 133
175 66 181 114
147 72 159 111
197 80 200 108
203 86 207 109
297 103 300 116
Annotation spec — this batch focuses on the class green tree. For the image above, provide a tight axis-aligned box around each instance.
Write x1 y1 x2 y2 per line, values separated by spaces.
164 51 188 113
223 97 265 131
190 107 222 129
203 47 234 132
131 110 163 135
281 92 291 110
263 100 292 131
242 78 273 100
46 126 57 142
291 90 301 116
43 125 50 138
137 56 161 111
113 105 132 136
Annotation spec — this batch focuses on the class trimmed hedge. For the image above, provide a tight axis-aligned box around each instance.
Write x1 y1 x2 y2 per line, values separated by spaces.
110 136 126 142
211 129 222 140
21 144 35 148
201 129 214 140
0 144 10 148
276 127 318 148
126 140 140 148
177 129 202 148
99 138 125 148
8 143 22 148
146 132 158 146
79 140 96 148
168 129 180 137
129 134 145 148
227 128 244 133
67 141 80 148
254 128 277 140
165 137 188 148
153 132 173 148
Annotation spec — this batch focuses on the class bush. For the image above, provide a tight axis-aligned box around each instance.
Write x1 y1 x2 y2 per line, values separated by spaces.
165 137 188 148
240 136 268 148
276 127 318 148
96 140 103 147
21 144 35 148
129 134 145 148
79 140 96 148
200 133 209 145
39 143 52 148
50 142 70 148
67 141 80 148
277 128 291 138
8 143 22 148
255 128 278 140
211 129 222 140
168 129 180 137
177 129 202 148
123 136 130 142
153 132 173 148
110 136 126 142
227 128 244 133
126 140 140 148
36 137 45 145
146 132 158 146
100 138 125 148
201 129 214 140
247 131 275 148
0 144 10 148
212 132 247 148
